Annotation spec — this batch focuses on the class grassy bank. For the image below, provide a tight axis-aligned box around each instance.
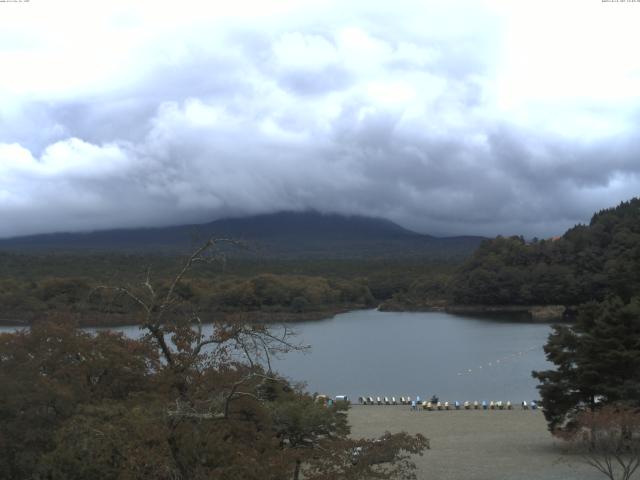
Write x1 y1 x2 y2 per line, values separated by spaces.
348 406 603 480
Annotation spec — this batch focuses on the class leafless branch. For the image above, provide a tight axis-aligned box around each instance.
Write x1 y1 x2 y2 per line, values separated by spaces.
94 285 152 316
223 372 281 419
569 405 640 480
157 238 243 324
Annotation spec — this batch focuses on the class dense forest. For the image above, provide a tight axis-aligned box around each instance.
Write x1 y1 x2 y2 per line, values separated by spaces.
4 199 640 325
0 252 457 326
0 210 475 325
449 198 640 307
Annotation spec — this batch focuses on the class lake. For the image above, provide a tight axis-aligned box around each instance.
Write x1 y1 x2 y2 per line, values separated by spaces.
271 309 554 402
0 309 555 402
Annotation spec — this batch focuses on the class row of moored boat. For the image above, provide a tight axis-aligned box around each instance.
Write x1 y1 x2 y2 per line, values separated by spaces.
358 397 540 410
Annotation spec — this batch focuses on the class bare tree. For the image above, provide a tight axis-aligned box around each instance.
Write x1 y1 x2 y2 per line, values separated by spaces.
99 238 306 373
98 238 309 478
561 405 640 480
92 238 427 480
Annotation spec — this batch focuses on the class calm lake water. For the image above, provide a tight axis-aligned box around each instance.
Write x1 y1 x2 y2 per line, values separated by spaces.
1 309 555 402
271 309 554 402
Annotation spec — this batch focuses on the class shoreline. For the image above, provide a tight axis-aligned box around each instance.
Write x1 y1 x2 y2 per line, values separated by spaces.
380 303 572 322
445 304 570 322
0 306 363 328
0 303 570 329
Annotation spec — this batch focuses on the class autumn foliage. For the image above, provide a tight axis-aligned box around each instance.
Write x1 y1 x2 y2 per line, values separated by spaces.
0 240 427 479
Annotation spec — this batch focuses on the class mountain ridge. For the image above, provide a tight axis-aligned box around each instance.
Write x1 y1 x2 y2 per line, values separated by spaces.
0 211 484 258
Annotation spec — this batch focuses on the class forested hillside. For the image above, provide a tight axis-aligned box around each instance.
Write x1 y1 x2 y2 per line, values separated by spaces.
0 252 457 325
450 198 640 306
0 271 376 326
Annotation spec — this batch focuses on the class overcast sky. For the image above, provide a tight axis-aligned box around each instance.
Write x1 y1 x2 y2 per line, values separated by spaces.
1 0 639 238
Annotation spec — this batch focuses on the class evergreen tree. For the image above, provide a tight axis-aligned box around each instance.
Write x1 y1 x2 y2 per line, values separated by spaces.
533 296 640 432
451 197 640 307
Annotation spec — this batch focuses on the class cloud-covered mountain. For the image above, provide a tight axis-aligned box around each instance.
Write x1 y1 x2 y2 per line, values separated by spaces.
0 211 484 258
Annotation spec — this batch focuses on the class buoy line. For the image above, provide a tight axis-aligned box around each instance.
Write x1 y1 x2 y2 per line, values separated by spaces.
455 345 541 377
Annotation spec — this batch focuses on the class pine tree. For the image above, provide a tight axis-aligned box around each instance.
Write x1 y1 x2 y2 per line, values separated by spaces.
533 296 640 432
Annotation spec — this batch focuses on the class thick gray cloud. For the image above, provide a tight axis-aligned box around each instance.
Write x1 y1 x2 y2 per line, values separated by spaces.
0 0 639 238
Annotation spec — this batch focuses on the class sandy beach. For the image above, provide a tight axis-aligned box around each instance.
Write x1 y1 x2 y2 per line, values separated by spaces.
348 405 605 480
